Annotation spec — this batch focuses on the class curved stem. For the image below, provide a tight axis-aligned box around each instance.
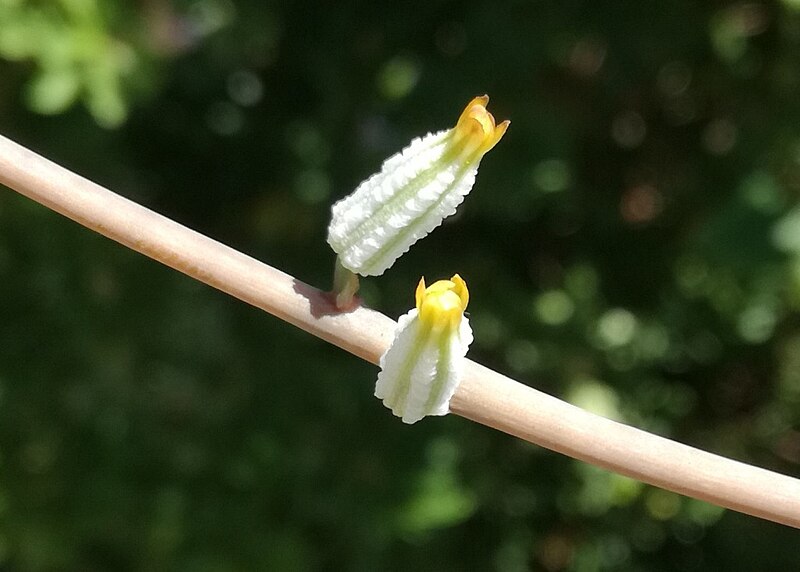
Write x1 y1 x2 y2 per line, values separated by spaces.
1 133 799 528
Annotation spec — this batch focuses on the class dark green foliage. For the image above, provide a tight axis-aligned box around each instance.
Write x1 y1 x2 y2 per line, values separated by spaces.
1 0 799 570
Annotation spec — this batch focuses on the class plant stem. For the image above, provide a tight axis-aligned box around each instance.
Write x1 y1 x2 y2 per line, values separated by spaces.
332 255 360 310
1 132 799 528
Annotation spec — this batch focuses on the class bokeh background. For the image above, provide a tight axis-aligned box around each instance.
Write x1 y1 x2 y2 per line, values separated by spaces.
1 0 800 570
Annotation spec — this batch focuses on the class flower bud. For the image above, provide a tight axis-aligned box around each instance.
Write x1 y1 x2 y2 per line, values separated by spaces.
327 96 509 277
375 274 473 424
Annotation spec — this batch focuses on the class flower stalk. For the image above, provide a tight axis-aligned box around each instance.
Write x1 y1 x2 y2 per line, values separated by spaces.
3 127 799 529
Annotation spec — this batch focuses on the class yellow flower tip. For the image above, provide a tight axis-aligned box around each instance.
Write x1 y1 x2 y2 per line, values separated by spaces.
416 274 470 331
415 276 427 310
450 273 469 310
454 95 510 156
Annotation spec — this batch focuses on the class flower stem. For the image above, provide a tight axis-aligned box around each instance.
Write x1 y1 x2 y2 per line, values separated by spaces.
333 255 360 310
1 132 799 528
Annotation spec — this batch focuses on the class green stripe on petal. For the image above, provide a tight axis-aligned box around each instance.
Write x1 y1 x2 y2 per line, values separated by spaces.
375 276 474 424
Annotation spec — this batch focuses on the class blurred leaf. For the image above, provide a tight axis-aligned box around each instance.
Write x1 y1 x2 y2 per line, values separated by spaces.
24 67 80 114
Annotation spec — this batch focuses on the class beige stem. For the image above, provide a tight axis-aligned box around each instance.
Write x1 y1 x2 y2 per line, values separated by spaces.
1 133 798 528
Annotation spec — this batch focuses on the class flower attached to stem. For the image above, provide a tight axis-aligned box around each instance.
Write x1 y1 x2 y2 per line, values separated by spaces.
328 96 509 308
375 274 473 424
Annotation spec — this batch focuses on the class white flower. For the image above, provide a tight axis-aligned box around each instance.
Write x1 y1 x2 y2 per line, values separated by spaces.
375 274 473 424
328 96 509 277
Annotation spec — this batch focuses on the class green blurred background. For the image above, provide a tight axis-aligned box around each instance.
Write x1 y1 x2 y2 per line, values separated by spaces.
1 0 800 570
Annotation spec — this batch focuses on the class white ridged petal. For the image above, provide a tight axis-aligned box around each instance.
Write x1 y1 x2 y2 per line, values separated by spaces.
327 129 480 276
375 308 473 424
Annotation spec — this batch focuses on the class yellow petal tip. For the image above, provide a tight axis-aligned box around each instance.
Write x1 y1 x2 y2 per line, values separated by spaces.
453 95 509 157
416 274 469 331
